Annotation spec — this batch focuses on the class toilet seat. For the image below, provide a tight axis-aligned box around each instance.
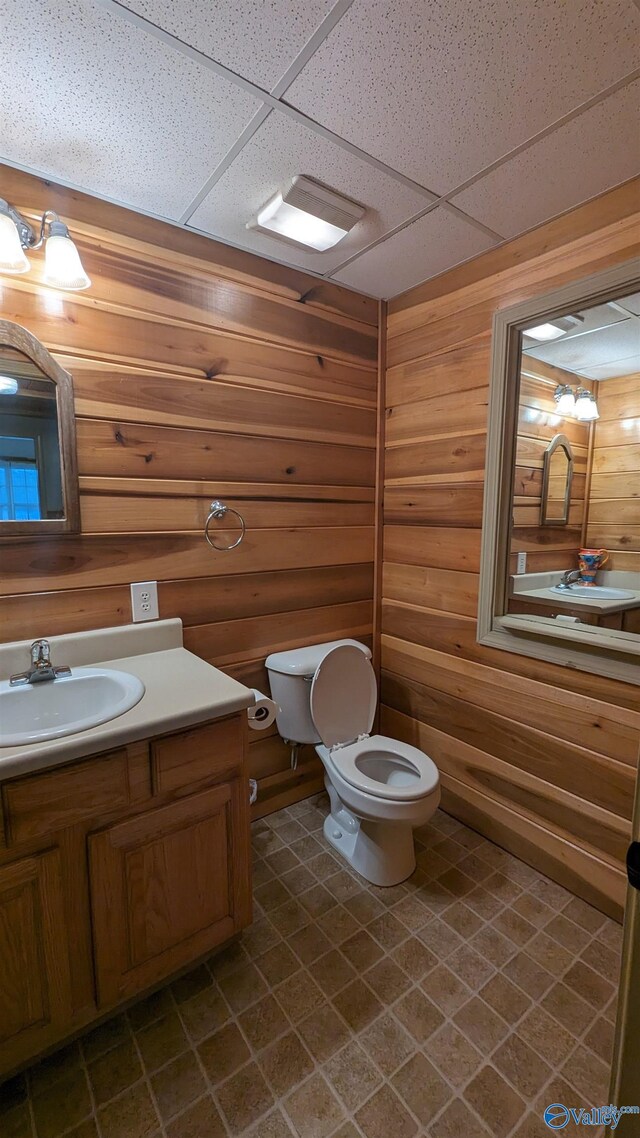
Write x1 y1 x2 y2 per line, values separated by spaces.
327 734 440 802
310 645 439 803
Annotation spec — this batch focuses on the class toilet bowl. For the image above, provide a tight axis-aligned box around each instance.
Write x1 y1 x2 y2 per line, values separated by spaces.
265 640 440 886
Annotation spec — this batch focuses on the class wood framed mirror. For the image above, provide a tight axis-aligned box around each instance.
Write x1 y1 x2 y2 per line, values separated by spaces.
540 433 574 526
0 320 79 535
478 258 640 686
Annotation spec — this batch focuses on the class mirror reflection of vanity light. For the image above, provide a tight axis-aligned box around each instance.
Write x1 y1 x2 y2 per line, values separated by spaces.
0 375 18 395
574 389 600 421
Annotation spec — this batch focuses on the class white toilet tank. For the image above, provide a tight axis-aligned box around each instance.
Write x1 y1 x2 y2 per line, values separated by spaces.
265 639 372 744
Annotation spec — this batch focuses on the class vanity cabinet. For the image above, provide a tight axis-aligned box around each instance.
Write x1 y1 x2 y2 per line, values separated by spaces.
0 713 251 1079
0 850 73 1061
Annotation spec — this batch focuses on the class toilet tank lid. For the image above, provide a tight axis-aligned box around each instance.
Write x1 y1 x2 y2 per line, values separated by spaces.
266 639 371 676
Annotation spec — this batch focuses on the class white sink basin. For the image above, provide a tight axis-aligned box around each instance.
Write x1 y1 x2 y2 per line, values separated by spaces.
550 585 635 600
0 668 145 747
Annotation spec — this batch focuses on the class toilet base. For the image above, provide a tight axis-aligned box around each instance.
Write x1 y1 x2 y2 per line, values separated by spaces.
323 781 416 887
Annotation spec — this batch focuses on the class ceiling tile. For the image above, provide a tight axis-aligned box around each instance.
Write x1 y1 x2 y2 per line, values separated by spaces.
580 355 640 380
525 321 640 372
119 0 335 89
286 0 640 194
451 80 640 237
332 207 496 298
0 0 262 219
188 111 429 273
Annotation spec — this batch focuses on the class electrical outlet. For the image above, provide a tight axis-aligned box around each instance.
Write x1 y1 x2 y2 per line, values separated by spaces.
130 581 159 622
516 552 527 574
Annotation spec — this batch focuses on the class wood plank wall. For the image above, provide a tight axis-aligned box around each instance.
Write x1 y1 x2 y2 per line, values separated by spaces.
0 165 378 817
511 360 590 575
382 179 640 919
587 372 640 569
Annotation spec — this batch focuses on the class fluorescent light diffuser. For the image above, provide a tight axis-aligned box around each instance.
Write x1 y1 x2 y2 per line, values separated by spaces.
524 322 567 341
249 176 364 252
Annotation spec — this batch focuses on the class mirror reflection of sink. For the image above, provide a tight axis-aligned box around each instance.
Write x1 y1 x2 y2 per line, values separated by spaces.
549 585 635 600
0 668 145 747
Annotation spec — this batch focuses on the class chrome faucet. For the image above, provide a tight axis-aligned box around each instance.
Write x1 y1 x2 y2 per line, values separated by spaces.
556 569 583 591
9 640 72 686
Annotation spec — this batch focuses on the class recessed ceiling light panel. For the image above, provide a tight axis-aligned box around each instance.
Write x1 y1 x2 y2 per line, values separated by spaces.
248 175 365 252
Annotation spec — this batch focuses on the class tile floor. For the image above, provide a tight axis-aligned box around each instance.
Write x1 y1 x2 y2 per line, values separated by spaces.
0 795 623 1138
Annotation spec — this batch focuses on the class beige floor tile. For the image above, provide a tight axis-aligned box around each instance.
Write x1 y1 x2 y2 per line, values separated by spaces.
517 1006 577 1068
470 925 517 968
391 935 437 978
366 911 408 950
584 1014 616 1064
178 986 230 1043
453 996 510 1052
82 1016 130 1064
492 1033 552 1100
288 922 332 965
545 914 591 954
421 963 472 1015
323 1040 382 1111
442 901 483 939
447 943 495 990
316 905 360 945
151 1051 205 1123
217 961 268 1012
270 900 311 938
97 1083 160 1138
197 1022 250 1084
512 892 554 929
392 1052 451 1125
562 961 614 1010
359 1012 416 1076
465 1065 527 1138
479 973 532 1025
430 1097 491 1138
341 930 384 970
285 1073 345 1138
88 1039 142 1107
503 952 554 1000
238 994 289 1052
428 1022 483 1087
165 1094 227 1138
541 982 595 1036
363 957 411 1003
311 949 357 997
31 1067 92 1138
355 1084 418 1138
561 1044 611 1104
343 891 385 925
332 979 382 1033
259 1031 314 1097
135 1011 188 1074
394 988 445 1043
580 938 621 985
525 931 573 975
276 970 325 1022
492 908 536 948
217 1061 274 1133
257 941 301 986
297 1004 351 1063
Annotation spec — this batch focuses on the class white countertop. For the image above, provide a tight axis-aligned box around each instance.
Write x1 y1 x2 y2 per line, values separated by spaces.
0 620 253 780
511 570 640 615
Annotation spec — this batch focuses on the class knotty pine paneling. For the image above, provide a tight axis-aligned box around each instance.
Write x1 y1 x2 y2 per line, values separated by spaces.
587 373 640 570
0 165 378 814
383 178 640 918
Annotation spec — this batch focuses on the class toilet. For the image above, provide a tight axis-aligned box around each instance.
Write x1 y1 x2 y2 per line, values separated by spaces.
265 639 440 886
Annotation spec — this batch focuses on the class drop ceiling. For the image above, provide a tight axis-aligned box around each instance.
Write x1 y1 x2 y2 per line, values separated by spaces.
1 0 638 299
523 294 640 381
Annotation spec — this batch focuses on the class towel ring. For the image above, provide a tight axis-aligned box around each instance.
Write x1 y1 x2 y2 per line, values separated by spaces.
204 500 246 551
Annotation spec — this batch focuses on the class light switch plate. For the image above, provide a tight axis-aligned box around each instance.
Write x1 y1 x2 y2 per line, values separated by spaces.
516 552 527 574
131 581 159 622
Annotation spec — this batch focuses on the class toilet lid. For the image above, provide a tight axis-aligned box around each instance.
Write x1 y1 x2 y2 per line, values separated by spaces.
310 644 376 749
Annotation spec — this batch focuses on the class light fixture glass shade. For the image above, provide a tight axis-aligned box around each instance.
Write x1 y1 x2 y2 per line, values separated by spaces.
574 389 599 421
554 385 576 416
44 224 90 290
523 322 566 342
0 211 30 273
255 193 348 251
0 375 19 395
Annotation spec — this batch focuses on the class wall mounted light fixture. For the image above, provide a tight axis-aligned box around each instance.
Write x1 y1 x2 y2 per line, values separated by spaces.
0 199 91 290
553 382 599 421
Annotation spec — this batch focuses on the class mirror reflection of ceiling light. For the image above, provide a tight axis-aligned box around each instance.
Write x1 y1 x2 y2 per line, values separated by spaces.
525 322 568 342
249 175 365 252
0 199 90 290
554 385 576 415
0 376 19 395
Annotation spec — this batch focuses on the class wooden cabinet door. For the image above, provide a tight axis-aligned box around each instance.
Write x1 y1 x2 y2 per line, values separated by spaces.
0 849 73 1070
89 780 251 1007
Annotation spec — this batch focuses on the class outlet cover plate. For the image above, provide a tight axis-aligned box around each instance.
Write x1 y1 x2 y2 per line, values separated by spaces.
516 552 527 574
131 581 159 622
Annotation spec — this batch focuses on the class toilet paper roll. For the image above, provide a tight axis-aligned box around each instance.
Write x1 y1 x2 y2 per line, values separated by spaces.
247 688 279 731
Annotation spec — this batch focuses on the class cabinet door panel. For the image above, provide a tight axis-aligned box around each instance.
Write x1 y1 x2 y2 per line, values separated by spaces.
89 782 245 1006
0 850 72 1068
